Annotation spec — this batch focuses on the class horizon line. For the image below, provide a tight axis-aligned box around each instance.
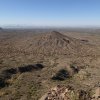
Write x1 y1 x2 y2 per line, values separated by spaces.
1 24 100 29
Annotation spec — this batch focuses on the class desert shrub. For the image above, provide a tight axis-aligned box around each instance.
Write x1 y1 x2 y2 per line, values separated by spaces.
52 69 70 81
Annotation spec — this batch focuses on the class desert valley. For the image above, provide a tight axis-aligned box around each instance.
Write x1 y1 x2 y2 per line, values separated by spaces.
0 28 100 100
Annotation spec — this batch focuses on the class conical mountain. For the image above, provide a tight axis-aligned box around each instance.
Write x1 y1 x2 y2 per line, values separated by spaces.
16 31 94 56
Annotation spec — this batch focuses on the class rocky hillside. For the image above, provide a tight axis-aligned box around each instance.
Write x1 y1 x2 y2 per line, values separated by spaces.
0 31 96 57
21 31 95 56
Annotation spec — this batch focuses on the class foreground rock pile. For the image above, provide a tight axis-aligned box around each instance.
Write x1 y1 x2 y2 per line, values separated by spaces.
40 85 100 100
92 86 100 100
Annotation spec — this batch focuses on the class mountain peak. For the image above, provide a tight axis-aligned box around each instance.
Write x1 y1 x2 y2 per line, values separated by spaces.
47 31 64 37
49 31 62 35
14 31 94 56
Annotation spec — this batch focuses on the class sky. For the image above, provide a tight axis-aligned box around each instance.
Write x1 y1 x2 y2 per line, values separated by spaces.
0 0 100 27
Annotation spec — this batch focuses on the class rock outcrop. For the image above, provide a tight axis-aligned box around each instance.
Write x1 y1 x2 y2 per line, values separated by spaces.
39 85 92 100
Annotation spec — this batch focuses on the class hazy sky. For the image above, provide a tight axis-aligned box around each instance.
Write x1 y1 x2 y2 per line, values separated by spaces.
0 0 100 27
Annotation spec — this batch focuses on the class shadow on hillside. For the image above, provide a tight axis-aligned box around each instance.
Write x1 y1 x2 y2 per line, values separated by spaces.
52 69 70 81
52 65 79 81
0 63 44 88
18 64 44 73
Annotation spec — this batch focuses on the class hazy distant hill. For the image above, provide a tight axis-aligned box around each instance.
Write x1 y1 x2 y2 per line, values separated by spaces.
0 27 3 30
